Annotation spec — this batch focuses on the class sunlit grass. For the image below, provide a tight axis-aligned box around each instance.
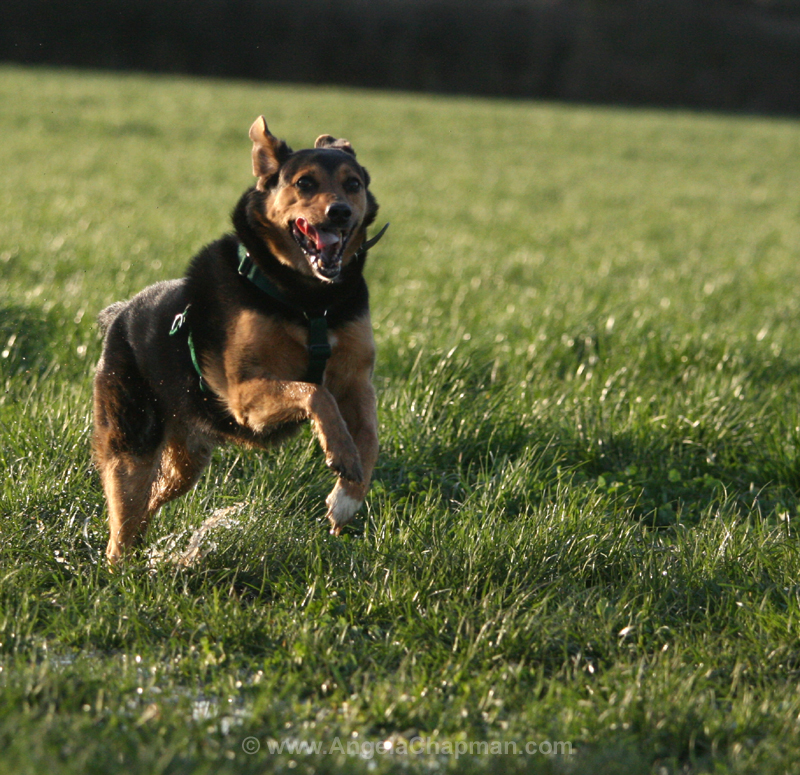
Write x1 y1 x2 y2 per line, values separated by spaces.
2 64 800 773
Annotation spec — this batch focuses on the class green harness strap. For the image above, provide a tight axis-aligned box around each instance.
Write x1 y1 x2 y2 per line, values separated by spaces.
169 305 208 393
168 298 324 392
304 315 332 386
237 243 331 385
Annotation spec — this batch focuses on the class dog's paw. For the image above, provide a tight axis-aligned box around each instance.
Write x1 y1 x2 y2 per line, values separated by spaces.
325 445 363 484
326 483 363 534
106 539 124 568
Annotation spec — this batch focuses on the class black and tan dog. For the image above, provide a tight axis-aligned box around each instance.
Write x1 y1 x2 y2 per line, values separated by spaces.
93 117 386 564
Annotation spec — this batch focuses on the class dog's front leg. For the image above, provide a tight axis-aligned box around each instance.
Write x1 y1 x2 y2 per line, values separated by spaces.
228 378 363 483
325 378 378 534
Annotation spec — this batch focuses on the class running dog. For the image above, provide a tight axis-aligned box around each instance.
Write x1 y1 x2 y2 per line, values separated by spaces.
93 117 386 564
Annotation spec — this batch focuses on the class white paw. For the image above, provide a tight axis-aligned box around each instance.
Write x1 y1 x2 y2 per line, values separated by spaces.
325 486 362 533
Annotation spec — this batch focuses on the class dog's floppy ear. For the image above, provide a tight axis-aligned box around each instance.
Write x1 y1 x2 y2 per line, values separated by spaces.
314 134 357 157
249 117 292 190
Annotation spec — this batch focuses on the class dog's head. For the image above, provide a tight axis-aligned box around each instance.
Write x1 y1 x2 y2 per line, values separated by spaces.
247 117 379 283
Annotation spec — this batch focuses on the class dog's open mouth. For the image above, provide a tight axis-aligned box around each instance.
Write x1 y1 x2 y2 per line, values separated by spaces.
292 217 350 280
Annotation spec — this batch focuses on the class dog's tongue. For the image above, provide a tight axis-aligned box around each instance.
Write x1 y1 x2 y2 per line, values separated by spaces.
295 217 341 254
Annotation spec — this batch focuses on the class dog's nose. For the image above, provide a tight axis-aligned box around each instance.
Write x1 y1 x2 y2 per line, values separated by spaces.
326 202 352 225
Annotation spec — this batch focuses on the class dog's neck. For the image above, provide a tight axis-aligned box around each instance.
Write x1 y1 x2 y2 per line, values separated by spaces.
230 188 366 319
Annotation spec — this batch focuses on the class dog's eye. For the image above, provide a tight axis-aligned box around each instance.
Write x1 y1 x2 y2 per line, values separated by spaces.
294 176 317 193
343 178 362 194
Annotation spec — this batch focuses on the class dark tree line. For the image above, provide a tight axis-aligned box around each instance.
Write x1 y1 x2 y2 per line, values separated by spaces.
3 0 800 113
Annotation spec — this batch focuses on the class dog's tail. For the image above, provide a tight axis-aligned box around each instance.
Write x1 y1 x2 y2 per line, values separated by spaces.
97 301 128 335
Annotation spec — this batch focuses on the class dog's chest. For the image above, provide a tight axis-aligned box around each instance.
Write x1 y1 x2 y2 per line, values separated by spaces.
223 308 347 382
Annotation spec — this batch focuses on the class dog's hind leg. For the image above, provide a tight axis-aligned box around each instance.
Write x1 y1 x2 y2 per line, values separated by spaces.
99 438 212 564
148 434 213 514
93 337 168 564
101 451 161 564
94 380 212 564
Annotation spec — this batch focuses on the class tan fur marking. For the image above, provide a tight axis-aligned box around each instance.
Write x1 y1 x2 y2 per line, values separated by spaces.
104 453 159 564
205 309 368 483
226 309 306 383
148 435 212 513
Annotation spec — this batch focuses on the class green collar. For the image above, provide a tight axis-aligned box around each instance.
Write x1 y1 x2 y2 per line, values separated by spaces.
237 242 301 311
236 223 388 306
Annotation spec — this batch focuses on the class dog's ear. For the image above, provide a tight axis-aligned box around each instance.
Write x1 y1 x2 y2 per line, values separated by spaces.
314 134 356 157
249 117 291 190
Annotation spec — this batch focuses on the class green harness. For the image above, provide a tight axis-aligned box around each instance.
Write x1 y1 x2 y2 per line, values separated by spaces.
236 243 332 386
169 224 389 392
169 305 209 392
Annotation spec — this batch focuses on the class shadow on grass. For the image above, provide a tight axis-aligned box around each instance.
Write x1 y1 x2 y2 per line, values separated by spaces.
0 303 61 382
376 342 800 529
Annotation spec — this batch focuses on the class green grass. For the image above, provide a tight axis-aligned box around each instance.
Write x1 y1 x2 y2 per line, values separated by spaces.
2 64 800 774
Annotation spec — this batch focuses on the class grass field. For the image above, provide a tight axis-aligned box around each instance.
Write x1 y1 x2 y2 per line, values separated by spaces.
2 64 800 774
